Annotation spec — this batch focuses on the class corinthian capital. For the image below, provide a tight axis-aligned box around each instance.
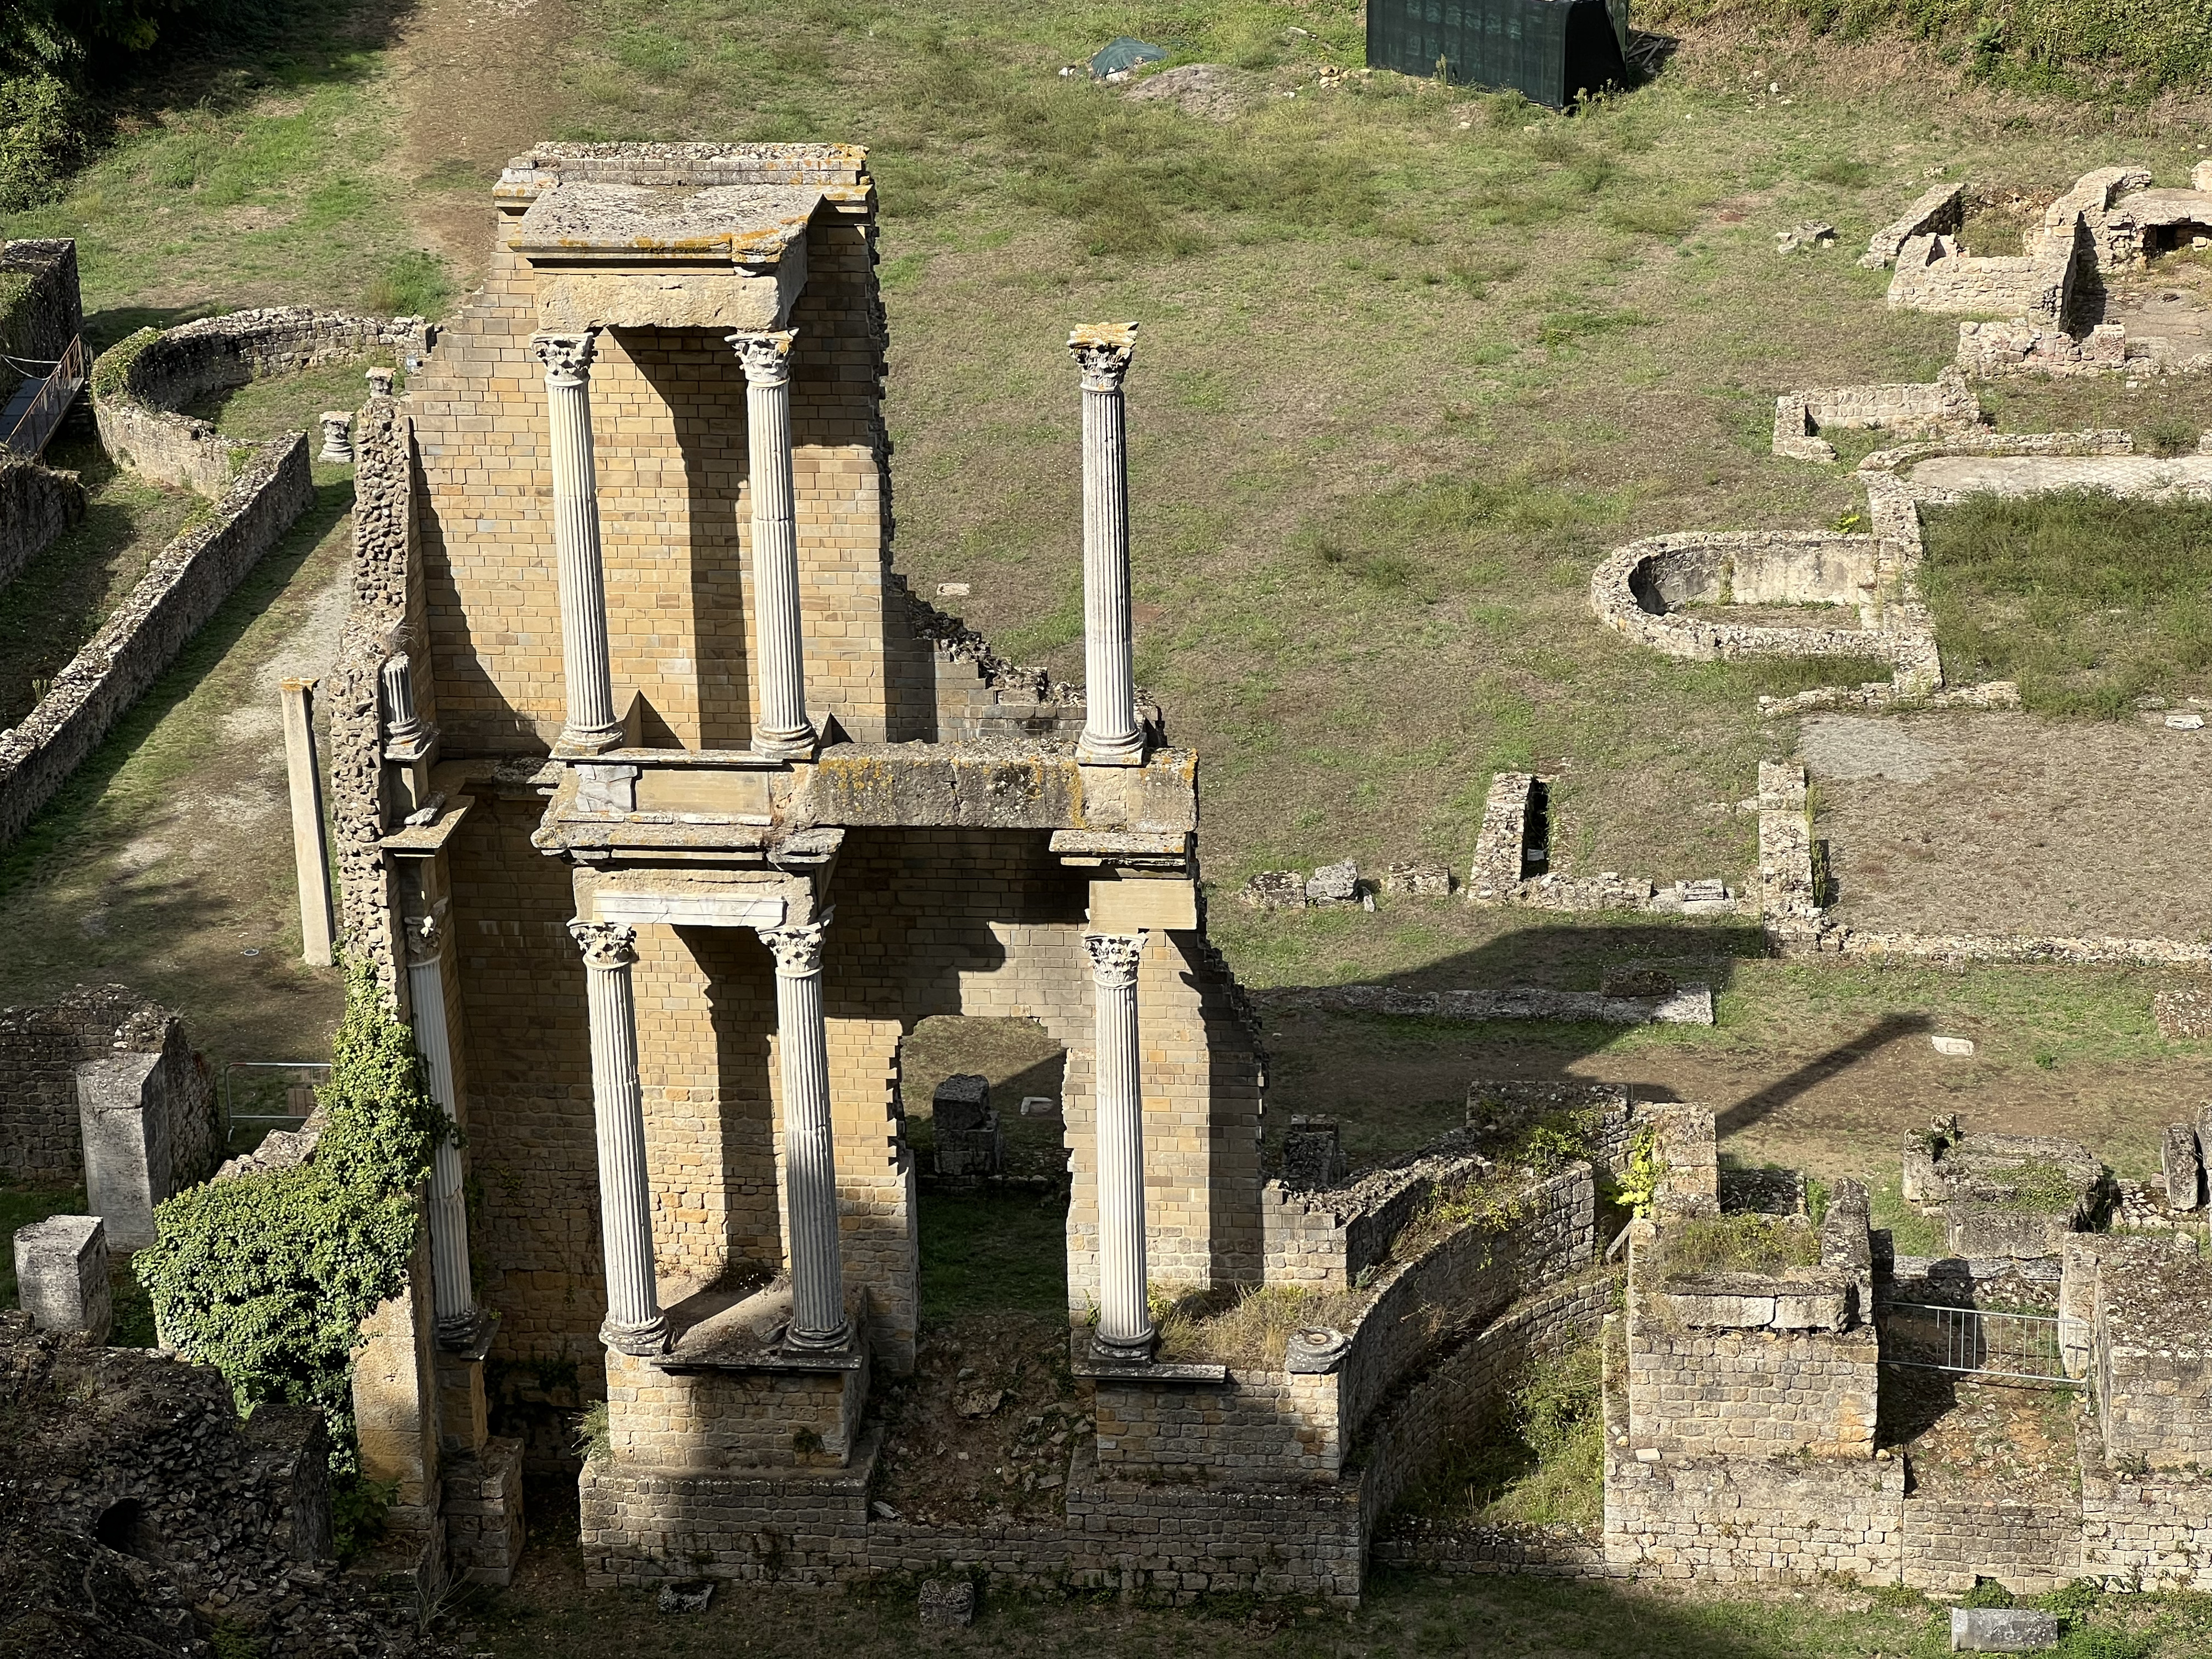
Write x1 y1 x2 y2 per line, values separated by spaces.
758 912 831 977
532 330 598 386
404 911 445 966
1083 931 1147 988
1067 322 1139 392
726 329 797 388
568 919 637 971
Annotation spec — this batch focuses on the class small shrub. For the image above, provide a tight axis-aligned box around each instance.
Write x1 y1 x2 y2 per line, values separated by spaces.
0 72 84 214
1658 1212 1821 1278
2143 415 2200 458
328 1473 395 1561
1486 89 1534 129
574 1400 612 1464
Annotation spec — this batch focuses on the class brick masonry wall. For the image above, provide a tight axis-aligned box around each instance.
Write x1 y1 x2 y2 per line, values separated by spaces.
2081 1405 2212 1590
0 455 82 596
1626 1310 1878 1458
603 1348 864 1470
1603 1442 1907 1583
0 984 217 1188
409 170 924 752
0 433 312 850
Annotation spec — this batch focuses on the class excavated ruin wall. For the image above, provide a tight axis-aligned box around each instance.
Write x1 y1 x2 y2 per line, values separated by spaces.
0 239 82 367
0 431 311 850
0 453 83 592
0 984 218 1189
1590 532 1891 663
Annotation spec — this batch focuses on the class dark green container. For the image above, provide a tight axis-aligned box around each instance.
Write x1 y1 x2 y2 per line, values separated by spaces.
1368 0 1632 109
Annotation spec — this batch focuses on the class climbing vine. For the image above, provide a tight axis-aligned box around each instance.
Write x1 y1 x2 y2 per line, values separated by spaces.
134 955 447 1468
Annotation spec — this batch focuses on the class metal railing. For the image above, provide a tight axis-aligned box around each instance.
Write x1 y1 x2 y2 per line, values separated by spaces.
1878 1300 2084 1386
2 335 86 457
222 1059 331 1127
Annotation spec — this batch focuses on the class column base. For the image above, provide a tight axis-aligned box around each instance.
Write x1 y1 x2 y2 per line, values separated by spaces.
781 1317 852 1354
1090 1328 1157 1365
1076 729 1146 766
602 1313 671 1357
750 724 820 762
437 1305 496 1354
555 723 625 758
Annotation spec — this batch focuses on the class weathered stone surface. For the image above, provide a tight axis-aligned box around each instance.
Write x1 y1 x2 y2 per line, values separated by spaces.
2162 1121 2203 1211
919 1577 976 1626
1949 1606 2059 1651
76 1052 171 1250
11 1214 108 1344
1378 858 1452 896
1305 859 1360 904
1240 869 1308 909
1280 1116 1348 1190
931 1073 990 1134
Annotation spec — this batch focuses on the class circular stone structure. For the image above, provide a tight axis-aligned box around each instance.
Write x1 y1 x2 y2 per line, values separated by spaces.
1588 530 1892 662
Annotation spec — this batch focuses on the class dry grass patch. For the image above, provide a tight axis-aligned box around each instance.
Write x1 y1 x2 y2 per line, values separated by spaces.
1155 1282 1370 1368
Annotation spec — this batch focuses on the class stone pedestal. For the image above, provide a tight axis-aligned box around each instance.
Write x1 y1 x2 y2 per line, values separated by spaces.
75 1053 171 1250
317 411 353 463
444 1437 528 1586
933 1073 1003 1177
12 1213 109 1343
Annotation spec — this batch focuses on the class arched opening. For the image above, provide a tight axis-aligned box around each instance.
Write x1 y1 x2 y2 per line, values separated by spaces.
93 1498 157 1561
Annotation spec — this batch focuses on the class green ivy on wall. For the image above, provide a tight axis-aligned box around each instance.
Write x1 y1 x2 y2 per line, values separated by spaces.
134 954 447 1469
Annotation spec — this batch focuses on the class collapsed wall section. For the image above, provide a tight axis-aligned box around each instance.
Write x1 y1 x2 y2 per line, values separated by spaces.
0 984 219 1190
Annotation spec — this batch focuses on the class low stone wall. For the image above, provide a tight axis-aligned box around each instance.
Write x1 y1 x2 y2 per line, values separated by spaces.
1860 181 1964 268
1902 1493 2083 1593
0 433 313 849
604 1349 867 1471
0 984 219 1191
1772 369 1981 463
1261 1134 1490 1288
1886 226 2074 326
94 307 429 495
1958 319 2132 378
1589 532 1905 667
0 452 84 591
2081 1430 2212 1591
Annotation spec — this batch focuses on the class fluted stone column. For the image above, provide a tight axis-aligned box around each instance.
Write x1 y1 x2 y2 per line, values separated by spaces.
405 915 477 1347
1086 931 1153 1360
728 330 816 760
534 331 622 755
1068 324 1144 765
570 920 667 1355
759 916 846 1349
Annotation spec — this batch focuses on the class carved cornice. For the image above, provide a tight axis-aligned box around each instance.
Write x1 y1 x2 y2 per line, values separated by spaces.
568 918 637 970
1083 931 1147 988
532 330 598 386
1067 322 1139 392
758 911 830 977
726 328 798 388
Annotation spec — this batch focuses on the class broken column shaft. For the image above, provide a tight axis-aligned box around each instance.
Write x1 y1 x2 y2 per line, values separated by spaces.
728 330 817 760
1068 323 1144 765
1086 930 1154 1360
760 916 847 1348
534 331 622 754
570 920 667 1354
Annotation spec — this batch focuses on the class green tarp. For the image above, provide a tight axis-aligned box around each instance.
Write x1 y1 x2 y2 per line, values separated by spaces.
1368 0 1631 109
1089 37 1168 80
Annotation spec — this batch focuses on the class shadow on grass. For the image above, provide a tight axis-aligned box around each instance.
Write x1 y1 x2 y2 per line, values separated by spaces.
0 474 352 901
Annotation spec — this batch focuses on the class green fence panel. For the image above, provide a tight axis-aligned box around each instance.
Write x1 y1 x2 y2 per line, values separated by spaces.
1367 0 1629 109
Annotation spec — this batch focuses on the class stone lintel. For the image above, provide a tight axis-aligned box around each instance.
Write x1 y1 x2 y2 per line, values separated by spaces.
795 744 1198 834
379 794 476 857
1050 828 1192 870
582 867 813 930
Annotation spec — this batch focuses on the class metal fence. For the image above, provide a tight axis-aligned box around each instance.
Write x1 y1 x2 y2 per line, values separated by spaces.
223 1060 332 1127
2 335 86 457
1878 1301 2083 1386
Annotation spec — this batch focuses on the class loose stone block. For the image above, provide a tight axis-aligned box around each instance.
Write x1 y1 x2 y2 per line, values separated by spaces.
12 1213 109 1343
1950 1607 2059 1651
932 1073 990 1134
919 1577 975 1627
1305 860 1360 905
1378 859 1452 896
657 1580 714 1613
75 1052 172 1250
1280 1116 1347 1190
1240 870 1307 909
2162 1122 2203 1211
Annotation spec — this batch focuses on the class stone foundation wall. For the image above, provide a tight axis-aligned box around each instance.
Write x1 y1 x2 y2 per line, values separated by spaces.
604 1349 865 1470
1590 532 1903 666
1771 370 1980 463
1260 1138 1490 1289
578 1438 1368 1604
1958 319 2130 378
0 431 312 850
1901 1494 2083 1593
0 453 84 592
1886 229 2074 326
0 985 219 1191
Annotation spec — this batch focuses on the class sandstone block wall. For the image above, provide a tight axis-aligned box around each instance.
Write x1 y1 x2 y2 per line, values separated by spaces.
411 148 932 753
2090 1239 2212 1469
1886 228 2074 326
604 1349 864 1470
0 984 218 1191
1603 1442 1906 1583
1902 1493 2083 1593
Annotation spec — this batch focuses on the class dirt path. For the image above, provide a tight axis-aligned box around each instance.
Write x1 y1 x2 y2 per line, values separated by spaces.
385 0 575 286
